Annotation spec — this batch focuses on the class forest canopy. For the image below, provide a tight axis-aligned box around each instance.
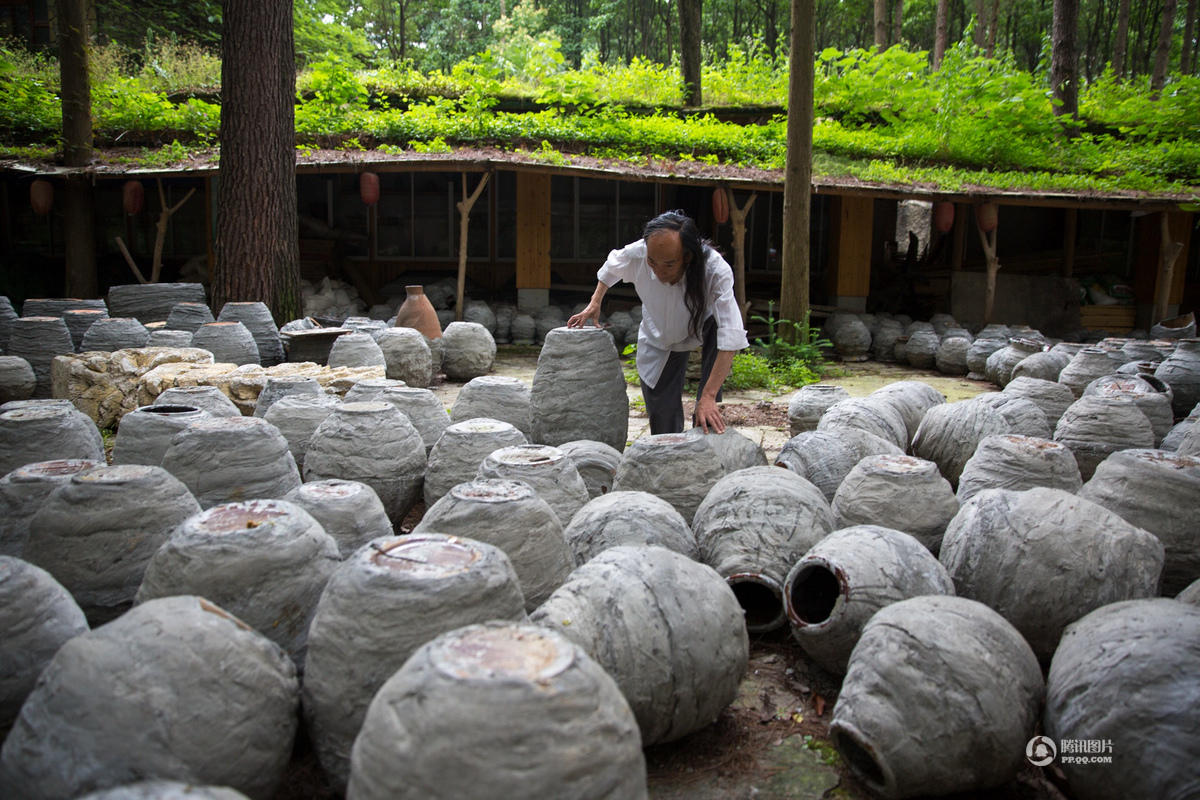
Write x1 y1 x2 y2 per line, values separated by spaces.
1 0 1197 197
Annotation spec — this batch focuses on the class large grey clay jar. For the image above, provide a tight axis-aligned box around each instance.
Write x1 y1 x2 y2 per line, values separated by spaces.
21 298 107 318
934 335 970 375
7 316 74 398
0 405 104 476
346 622 646 800
62 308 108 352
374 327 433 387
831 454 959 553
562 490 697 564
451 375 533 437
107 282 206 323
1001 376 1075 428
956 433 1081 503
263 394 341 471
153 385 242 417
160 415 301 508
137 498 339 668
0 458 101 558
164 301 215 333
374 386 450 454
831 317 872 362
343 377 407 402
0 556 88 735
111 404 210 466
904 328 940 369
477 443 590 528
965 336 1006 381
0 356 36 404
79 317 151 352
692 465 835 632
190 321 260 365
440 321 496 381
303 401 427 526
1079 448 1200 595
1058 347 1117 398
785 525 955 675
1009 349 1069 383
787 384 850 436
775 428 902 502
830 596 1042 799
217 301 284 366
147 329 193 347
531 326 628 450
327 332 386 369
1053 394 1155 481
986 337 1042 387
24 464 202 624
1155 338 1200 418
253 376 321 418
1083 373 1175 445
0 295 17 351
871 319 903 362
414 478 573 611
283 479 393 559
939 487 1164 662
423 418 527 507
531 545 748 747
557 439 623 499
1044 599 1200 800
303 533 525 791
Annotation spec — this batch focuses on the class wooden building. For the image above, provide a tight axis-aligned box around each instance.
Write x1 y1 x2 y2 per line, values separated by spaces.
1 152 1194 336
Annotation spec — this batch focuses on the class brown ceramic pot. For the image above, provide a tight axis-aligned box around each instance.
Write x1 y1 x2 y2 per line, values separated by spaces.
394 286 442 339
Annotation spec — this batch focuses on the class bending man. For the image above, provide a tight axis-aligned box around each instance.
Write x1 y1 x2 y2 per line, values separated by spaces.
567 210 748 434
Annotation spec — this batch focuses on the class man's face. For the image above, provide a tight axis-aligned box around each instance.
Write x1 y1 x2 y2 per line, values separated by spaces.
645 230 691 285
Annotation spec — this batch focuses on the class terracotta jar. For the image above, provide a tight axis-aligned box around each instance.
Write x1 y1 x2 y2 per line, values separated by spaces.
394 285 442 339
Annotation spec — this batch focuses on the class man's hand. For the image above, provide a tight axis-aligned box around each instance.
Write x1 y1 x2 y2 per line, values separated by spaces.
694 395 726 434
567 302 602 329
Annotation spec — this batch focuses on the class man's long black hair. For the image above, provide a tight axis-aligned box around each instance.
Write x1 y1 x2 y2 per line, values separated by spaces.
643 210 708 340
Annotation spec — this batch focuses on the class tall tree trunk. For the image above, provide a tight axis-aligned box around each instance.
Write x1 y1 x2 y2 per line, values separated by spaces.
1152 0 1179 92
892 0 903 45
1113 0 1130 77
874 0 888 47
973 0 987 47
781 0 813 328
1051 0 1079 119
985 0 1000 56
1185 0 1198 73
679 0 703 106
933 0 949 67
56 0 97 298
214 0 301 323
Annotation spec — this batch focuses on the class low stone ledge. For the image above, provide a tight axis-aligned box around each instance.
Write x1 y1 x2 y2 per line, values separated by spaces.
52 347 384 426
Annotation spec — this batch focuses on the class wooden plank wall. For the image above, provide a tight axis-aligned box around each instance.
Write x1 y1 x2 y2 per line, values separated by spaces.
516 172 551 289
827 195 873 301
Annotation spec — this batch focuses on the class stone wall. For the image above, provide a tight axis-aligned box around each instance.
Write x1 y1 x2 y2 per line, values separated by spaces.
51 347 384 427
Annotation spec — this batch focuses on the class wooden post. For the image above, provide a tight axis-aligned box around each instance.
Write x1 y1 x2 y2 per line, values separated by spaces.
975 209 1001 324
456 172 490 320
1155 210 1185 324
724 187 757 323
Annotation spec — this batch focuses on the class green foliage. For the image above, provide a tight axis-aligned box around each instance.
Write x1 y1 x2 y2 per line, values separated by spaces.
0 46 59 141
725 352 775 390
752 303 831 367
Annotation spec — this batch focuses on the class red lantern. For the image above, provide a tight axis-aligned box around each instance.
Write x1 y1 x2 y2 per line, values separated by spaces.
975 202 999 233
122 180 145 215
30 179 53 215
360 172 380 206
933 201 955 233
712 186 729 224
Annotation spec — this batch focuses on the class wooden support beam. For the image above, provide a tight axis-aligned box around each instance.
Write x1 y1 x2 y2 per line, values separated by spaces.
1155 210 1185 324
515 172 552 291
827 195 873 308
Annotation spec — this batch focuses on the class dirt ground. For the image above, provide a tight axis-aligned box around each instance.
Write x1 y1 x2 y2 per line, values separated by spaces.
275 349 1074 800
